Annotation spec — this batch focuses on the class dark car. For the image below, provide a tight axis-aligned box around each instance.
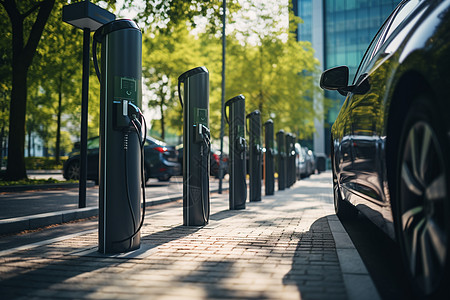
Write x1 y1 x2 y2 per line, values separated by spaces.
320 0 450 297
176 145 229 178
63 136 180 183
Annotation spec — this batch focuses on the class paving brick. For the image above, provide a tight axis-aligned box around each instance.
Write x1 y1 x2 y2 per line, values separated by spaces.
0 173 374 299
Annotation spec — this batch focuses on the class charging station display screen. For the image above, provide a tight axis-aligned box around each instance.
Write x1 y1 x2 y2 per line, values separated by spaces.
195 108 208 126
114 76 137 102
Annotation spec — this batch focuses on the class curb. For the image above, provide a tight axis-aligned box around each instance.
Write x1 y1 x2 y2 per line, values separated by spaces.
328 215 381 300
0 181 95 193
0 188 227 236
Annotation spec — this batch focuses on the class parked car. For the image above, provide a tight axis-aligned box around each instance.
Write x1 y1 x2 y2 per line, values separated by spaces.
295 143 307 179
63 136 180 183
176 145 229 178
304 148 315 177
295 143 315 179
320 0 450 297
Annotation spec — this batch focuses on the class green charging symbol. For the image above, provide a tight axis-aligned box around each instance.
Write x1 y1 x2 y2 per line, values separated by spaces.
195 108 208 126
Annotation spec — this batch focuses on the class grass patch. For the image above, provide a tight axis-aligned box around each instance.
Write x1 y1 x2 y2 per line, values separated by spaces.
25 157 67 170
0 178 77 186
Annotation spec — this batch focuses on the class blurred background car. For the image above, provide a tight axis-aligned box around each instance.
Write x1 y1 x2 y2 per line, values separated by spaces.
176 145 229 178
63 136 180 184
295 143 306 179
295 143 315 179
321 0 450 297
305 148 316 176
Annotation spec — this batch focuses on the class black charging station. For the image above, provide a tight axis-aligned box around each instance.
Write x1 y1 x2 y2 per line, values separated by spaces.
246 110 262 202
93 20 145 254
288 133 297 187
285 133 294 188
264 119 274 195
225 95 247 210
276 130 286 191
178 67 210 226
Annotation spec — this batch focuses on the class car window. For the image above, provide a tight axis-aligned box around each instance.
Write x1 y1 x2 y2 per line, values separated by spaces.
145 136 167 147
353 0 419 83
383 0 424 55
383 0 420 43
87 137 99 150
353 10 394 83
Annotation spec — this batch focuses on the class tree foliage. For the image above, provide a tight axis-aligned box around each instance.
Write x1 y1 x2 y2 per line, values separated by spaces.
1 0 323 181
143 1 322 142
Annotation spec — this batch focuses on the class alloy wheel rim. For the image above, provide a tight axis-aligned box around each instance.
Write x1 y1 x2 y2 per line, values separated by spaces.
68 162 80 180
399 121 447 295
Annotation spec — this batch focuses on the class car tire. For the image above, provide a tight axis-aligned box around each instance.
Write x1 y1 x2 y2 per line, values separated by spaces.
394 95 450 298
65 160 80 181
157 174 171 182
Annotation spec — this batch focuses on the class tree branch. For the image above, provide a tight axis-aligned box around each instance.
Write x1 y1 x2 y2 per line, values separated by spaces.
22 0 55 68
2 0 21 24
22 1 44 19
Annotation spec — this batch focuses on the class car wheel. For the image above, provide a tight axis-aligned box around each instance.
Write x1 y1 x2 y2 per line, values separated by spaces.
157 174 170 182
395 97 450 297
65 160 80 180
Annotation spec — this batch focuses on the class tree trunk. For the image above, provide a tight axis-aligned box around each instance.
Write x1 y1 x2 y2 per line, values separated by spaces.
2 0 55 180
6 62 28 180
55 73 62 164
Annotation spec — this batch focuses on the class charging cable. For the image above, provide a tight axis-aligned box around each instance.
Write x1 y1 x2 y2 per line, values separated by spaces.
199 125 210 224
112 105 147 249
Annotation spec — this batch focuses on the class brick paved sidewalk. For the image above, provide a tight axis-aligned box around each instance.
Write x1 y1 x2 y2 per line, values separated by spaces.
0 172 376 299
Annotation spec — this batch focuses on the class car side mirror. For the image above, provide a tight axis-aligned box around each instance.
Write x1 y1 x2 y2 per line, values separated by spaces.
320 66 349 90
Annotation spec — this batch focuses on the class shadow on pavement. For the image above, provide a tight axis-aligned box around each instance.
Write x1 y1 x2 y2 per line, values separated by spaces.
282 216 347 300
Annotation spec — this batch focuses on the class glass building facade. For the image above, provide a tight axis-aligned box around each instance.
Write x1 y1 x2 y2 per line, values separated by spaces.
292 0 399 155
323 0 398 80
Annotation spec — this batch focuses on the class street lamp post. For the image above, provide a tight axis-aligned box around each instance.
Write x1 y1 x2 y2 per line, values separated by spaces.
62 1 115 208
219 0 226 194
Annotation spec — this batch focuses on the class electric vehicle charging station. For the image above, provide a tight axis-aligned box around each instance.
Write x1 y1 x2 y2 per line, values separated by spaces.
289 134 297 186
291 135 297 185
264 119 274 196
285 133 291 188
225 95 247 210
178 67 210 226
93 19 145 254
246 110 262 202
285 133 294 188
276 130 286 191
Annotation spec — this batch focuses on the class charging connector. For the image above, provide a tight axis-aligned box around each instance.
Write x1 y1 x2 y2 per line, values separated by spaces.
194 124 210 143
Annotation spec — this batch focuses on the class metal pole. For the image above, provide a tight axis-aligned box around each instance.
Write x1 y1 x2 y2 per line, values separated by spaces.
218 0 226 194
79 27 90 208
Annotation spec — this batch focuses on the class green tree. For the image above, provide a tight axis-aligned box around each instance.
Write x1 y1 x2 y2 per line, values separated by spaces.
1 0 55 180
33 3 83 162
224 2 321 138
1 0 236 180
142 1 322 143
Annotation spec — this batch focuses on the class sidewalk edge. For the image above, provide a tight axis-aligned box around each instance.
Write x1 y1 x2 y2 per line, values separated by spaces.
327 214 381 300
0 188 226 236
